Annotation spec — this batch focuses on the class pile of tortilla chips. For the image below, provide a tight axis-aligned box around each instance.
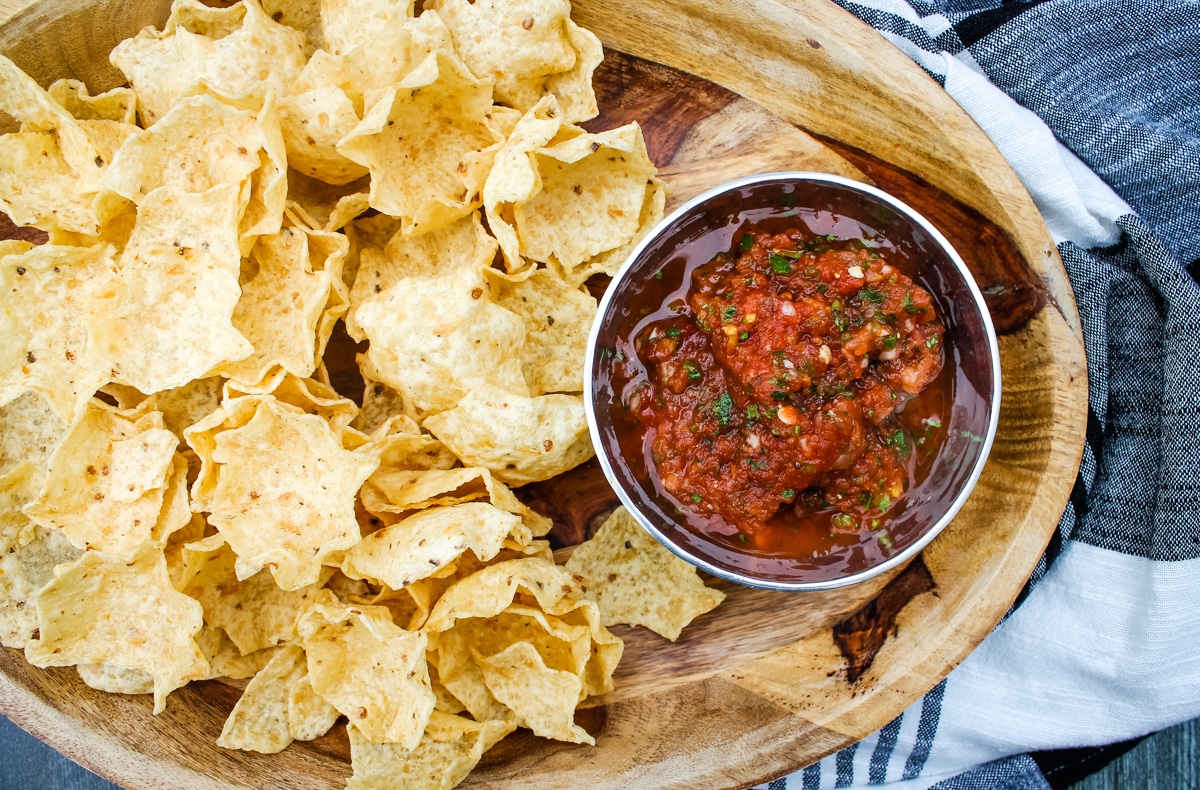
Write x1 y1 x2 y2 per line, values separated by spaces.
0 0 724 786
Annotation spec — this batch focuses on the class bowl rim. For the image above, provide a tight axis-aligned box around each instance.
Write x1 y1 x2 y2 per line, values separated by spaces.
583 170 1003 592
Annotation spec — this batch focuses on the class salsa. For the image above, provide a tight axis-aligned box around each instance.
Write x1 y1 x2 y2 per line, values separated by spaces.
610 219 950 566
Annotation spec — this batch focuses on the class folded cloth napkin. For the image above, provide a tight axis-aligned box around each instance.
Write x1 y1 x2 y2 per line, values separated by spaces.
756 1 1200 788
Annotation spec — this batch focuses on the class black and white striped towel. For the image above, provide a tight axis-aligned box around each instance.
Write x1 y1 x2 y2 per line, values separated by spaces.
756 1 1200 788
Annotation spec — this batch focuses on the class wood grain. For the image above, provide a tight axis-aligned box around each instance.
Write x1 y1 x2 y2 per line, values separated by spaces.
0 1 1088 788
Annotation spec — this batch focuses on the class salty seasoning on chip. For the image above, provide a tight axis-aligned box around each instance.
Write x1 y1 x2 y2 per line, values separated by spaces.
422 384 592 485
109 0 306 126
425 557 622 745
298 592 436 748
25 541 207 713
346 711 516 790
185 395 380 589
428 0 602 123
566 507 726 641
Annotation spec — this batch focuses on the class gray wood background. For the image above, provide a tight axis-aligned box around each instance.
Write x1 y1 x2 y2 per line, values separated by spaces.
1 712 1196 788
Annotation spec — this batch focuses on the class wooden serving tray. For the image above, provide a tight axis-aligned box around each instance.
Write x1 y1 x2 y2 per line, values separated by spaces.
0 0 1087 788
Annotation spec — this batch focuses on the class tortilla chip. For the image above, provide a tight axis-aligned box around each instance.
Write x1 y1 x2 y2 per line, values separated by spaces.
298 593 435 747
346 712 515 790
279 85 368 185
545 19 603 124
429 0 598 121
337 48 498 236
0 243 114 422
363 466 551 535
342 503 528 589
486 266 594 394
110 0 306 125
217 643 338 751
182 535 329 654
222 369 360 434
24 401 179 555
476 641 592 744
218 644 302 753
25 541 207 713
77 662 155 695
566 506 725 641
140 377 223 439
87 185 252 394
346 212 496 340
197 625 281 680
215 221 348 384
321 0 415 56
422 386 591 485
287 171 371 233
0 132 102 234
261 0 325 58
0 463 80 648
48 79 137 124
187 396 378 589
0 54 102 189
354 270 528 416
520 124 661 274
0 390 66 480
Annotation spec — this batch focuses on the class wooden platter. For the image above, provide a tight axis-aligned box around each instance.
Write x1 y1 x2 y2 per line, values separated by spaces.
0 0 1088 788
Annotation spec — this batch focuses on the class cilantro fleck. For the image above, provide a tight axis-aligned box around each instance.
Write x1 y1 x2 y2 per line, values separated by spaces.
903 292 922 314
739 233 755 251
722 306 737 322
781 489 796 500
666 326 681 338
746 404 760 421
690 493 703 503
878 494 892 512
858 492 873 508
769 254 793 274
739 330 750 341
926 334 940 347
682 360 701 381
713 392 734 426
883 334 898 350
924 417 942 428
888 429 910 458
655 269 664 280
859 287 884 305
817 283 829 294
770 390 788 401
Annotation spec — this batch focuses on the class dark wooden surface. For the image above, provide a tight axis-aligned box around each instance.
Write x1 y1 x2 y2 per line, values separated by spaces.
3 711 1197 789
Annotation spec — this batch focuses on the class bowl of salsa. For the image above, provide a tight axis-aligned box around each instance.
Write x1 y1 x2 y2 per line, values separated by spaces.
585 172 1001 591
